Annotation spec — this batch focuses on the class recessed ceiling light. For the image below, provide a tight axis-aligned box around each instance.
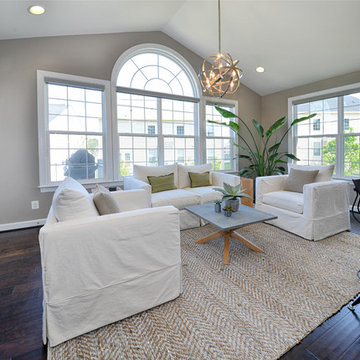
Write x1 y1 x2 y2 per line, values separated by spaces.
28 5 46 15
256 66 265 73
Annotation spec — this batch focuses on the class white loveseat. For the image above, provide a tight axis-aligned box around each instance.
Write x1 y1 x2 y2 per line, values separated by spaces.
255 165 351 241
124 163 244 230
40 178 182 346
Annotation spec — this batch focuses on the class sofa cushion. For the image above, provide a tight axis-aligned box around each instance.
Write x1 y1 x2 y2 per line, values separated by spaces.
93 184 121 215
262 191 304 214
284 168 319 193
184 186 222 204
134 164 178 187
148 173 177 193
52 177 99 222
288 164 334 182
178 163 212 188
189 171 211 188
151 189 200 210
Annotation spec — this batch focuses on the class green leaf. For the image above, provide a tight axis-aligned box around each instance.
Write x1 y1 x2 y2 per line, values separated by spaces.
223 182 235 195
212 187 226 194
215 106 237 119
277 166 286 172
291 113 317 127
228 121 239 133
269 142 281 153
275 159 288 164
252 119 264 138
238 155 252 160
265 116 287 137
284 153 300 161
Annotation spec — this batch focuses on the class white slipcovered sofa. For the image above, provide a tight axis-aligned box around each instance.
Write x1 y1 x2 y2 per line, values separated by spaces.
40 177 182 346
255 165 351 240
124 163 242 230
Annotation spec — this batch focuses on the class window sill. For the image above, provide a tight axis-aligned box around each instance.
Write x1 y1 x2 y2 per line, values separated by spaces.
39 180 124 193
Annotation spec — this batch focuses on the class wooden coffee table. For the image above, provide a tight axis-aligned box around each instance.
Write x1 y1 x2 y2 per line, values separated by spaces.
185 203 277 265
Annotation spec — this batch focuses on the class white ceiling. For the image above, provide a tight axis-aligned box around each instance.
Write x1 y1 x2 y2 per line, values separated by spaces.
1 0 359 96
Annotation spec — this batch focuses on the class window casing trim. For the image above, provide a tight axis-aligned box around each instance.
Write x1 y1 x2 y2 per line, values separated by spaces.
37 70 112 191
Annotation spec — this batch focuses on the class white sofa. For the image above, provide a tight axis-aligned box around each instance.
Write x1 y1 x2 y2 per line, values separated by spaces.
255 167 351 240
124 163 242 230
40 178 182 346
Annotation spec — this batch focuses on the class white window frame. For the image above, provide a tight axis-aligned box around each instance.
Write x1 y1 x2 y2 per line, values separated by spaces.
201 96 238 172
37 70 112 191
111 44 208 177
288 82 360 179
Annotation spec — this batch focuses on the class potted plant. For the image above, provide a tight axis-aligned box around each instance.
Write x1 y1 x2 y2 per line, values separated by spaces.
222 205 233 217
214 182 252 212
208 106 317 177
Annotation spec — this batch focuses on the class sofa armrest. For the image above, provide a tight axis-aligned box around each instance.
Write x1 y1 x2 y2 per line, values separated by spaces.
39 206 180 303
112 189 151 211
124 176 151 197
255 175 288 204
303 180 350 219
211 172 240 187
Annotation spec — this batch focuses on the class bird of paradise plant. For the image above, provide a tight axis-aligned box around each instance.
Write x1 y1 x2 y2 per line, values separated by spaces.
209 106 316 177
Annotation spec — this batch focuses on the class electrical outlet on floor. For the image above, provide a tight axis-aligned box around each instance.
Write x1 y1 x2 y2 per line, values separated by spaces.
31 200 39 210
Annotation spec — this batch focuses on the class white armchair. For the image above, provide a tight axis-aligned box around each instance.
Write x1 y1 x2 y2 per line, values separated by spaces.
40 186 181 346
256 175 351 240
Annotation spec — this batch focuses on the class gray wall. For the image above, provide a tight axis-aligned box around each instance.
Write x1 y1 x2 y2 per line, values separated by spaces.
0 31 261 225
261 71 360 153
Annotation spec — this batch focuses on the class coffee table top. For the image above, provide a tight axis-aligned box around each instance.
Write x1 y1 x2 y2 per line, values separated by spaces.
185 203 277 231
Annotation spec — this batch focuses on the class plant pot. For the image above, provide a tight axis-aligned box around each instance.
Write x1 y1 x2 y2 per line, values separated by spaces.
224 199 240 212
214 202 221 213
224 210 232 217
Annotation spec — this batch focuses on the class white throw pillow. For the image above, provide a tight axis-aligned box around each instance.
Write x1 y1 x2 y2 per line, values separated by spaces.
178 163 212 189
133 164 178 187
288 164 334 182
52 177 99 222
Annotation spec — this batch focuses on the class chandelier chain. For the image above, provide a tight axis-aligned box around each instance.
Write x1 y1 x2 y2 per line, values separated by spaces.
218 0 221 54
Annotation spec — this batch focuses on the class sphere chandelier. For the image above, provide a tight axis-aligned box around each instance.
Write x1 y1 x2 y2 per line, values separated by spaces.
199 0 243 98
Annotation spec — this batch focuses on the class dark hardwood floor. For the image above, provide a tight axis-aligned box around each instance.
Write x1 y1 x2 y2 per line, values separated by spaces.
0 219 360 360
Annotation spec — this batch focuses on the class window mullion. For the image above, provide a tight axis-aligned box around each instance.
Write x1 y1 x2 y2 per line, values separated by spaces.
337 96 344 178
157 98 164 166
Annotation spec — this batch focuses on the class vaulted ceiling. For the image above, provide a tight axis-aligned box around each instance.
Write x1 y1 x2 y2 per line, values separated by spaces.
1 0 359 95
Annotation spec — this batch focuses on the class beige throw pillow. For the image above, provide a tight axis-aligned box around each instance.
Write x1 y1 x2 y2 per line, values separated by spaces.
288 164 334 182
93 184 121 215
284 168 319 193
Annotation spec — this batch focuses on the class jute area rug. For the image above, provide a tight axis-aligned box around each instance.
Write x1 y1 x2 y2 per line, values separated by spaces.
49 223 360 360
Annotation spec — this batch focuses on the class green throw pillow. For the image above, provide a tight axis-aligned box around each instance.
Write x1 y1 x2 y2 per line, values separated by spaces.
189 171 211 188
147 173 177 193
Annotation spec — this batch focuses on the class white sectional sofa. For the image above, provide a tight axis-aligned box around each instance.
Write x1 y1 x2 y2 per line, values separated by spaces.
40 177 182 346
255 165 351 241
124 163 242 230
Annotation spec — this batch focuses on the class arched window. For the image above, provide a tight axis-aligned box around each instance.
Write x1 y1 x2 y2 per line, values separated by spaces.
112 45 200 176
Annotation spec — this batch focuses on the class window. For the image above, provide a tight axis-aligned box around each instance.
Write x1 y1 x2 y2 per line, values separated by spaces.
147 125 156 135
291 87 360 178
37 71 111 188
313 118 321 131
313 141 321 156
38 46 239 189
205 103 235 171
115 47 200 175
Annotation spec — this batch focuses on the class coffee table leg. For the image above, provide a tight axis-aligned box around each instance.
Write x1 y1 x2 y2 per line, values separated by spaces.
195 230 224 244
224 231 230 264
231 231 264 253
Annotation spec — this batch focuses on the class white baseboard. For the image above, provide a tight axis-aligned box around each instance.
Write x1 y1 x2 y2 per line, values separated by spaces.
0 218 46 232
